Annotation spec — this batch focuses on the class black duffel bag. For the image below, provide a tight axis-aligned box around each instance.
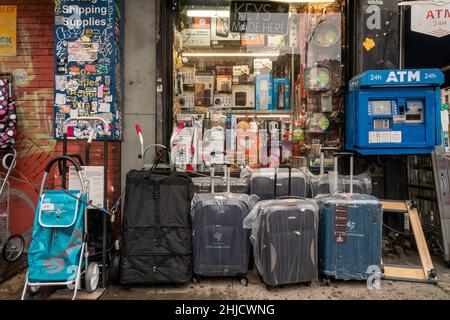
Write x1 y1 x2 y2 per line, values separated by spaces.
119 157 194 285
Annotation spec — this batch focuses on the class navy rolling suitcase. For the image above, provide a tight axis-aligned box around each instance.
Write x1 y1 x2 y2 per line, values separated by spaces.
250 167 311 200
317 153 382 283
191 167 259 285
244 165 319 289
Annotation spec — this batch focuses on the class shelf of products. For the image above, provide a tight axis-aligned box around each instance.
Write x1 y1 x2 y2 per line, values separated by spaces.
170 0 344 171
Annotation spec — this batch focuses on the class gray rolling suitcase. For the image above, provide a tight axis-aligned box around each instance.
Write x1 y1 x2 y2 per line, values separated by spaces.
250 166 311 200
244 165 319 289
191 167 259 285
311 151 372 196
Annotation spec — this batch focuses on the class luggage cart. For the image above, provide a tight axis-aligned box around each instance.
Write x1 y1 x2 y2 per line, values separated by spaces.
61 117 112 290
0 148 25 262
22 156 100 300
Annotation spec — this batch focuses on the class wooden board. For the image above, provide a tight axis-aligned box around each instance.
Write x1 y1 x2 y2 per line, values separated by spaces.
48 288 105 300
408 206 434 272
381 201 408 213
381 200 436 283
383 266 427 281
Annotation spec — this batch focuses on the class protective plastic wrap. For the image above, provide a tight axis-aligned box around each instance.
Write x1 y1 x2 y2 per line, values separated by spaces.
309 172 372 196
244 198 319 286
192 176 249 194
317 193 382 280
191 193 259 277
246 167 312 200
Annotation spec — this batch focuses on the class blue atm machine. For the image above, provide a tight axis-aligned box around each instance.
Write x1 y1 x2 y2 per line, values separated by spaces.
346 69 445 155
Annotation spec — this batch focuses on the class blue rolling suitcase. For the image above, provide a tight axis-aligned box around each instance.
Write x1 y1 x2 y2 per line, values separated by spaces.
317 153 382 283
191 167 259 285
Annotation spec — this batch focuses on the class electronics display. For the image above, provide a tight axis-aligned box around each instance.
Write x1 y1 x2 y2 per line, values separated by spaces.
232 85 255 109
347 69 444 155
172 4 346 170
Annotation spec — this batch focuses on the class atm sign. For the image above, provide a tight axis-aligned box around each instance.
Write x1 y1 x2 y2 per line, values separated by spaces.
411 2 450 37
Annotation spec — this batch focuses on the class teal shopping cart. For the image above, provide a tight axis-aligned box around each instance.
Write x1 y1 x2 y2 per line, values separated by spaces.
21 156 100 300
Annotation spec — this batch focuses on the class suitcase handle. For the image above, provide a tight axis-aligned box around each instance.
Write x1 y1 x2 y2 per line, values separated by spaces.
333 153 354 194
274 164 292 198
276 196 305 201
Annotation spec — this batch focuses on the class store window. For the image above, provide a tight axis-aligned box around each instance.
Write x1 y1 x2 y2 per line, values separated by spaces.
170 0 344 171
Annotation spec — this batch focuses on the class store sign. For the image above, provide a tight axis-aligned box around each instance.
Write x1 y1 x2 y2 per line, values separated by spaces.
0 6 17 56
229 1 290 35
411 2 450 37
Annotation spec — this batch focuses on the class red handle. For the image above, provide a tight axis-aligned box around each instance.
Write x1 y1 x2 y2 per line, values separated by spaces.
135 124 142 134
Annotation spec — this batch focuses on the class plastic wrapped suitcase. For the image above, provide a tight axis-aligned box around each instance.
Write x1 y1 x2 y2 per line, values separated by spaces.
317 153 382 283
191 168 259 284
309 150 372 196
244 166 319 288
249 166 311 200
119 166 195 285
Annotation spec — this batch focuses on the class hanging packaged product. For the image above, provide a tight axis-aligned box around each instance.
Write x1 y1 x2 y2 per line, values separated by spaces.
210 17 241 48
225 115 238 164
256 74 273 110
216 66 233 93
181 17 211 47
195 70 215 107
259 127 269 167
233 65 253 85
273 77 290 110
232 85 255 109
268 121 281 167
247 119 259 168
170 125 195 169
304 66 332 91
202 126 225 165
254 59 273 76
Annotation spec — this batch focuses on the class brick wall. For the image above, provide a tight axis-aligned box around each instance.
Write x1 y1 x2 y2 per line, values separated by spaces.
0 0 122 243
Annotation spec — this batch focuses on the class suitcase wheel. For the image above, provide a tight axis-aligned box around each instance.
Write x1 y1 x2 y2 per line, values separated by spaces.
322 278 331 287
239 277 249 287
192 276 200 285
304 281 312 287
266 284 275 291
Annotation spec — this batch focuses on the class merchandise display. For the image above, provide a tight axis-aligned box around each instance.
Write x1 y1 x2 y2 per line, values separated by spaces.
171 2 345 171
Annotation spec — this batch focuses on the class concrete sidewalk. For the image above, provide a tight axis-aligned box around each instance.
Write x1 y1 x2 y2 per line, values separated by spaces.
2 255 450 300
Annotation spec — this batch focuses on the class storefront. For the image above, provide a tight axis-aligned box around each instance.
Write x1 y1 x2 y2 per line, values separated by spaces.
159 0 348 172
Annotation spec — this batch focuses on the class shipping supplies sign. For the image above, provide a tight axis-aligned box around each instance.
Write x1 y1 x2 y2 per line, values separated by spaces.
54 0 123 140
0 6 17 56
230 1 290 35
410 1 450 37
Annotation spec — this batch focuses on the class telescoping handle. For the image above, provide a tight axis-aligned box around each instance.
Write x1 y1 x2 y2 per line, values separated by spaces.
136 124 145 168
274 164 292 198
41 156 85 196
333 152 354 194
319 147 339 175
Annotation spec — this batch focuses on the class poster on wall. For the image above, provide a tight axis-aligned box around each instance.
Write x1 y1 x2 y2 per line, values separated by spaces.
0 6 17 56
54 0 124 140
409 1 450 38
